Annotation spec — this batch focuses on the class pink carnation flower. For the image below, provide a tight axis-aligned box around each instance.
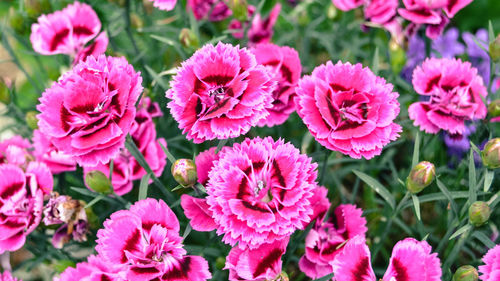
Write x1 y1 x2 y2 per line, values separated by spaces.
96 198 211 281
299 204 367 279
33 129 76 174
332 0 363 11
409 58 487 135
248 4 281 45
83 98 166 195
147 0 177 11
225 238 289 281
364 0 398 25
56 255 125 281
0 163 52 253
308 186 331 225
37 55 143 166
166 42 274 143
187 0 231 21
205 137 318 248
331 236 441 281
295 61 402 159
0 271 20 281
479 245 500 281
252 43 302 127
30 2 102 56
0 136 32 167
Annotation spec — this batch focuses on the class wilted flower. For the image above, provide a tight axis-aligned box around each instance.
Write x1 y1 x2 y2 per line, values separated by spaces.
37 55 143 166
479 244 500 281
171 159 197 187
295 61 402 159
453 265 479 281
406 161 436 193
481 138 500 169
166 42 274 143
331 236 442 281
409 58 487 135
469 201 491 227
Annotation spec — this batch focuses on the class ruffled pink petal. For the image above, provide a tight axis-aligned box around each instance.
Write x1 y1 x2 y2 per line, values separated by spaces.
330 236 376 281
479 245 500 281
180 195 217 232
332 0 363 11
26 161 53 195
128 198 180 233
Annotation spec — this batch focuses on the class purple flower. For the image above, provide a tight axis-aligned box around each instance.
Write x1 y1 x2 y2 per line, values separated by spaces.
463 29 490 85
432 27 465 58
401 35 426 82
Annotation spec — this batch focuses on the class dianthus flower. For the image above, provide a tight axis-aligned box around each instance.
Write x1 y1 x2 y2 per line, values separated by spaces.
166 43 274 143
147 0 177 11
251 43 301 127
187 0 231 21
332 236 441 281
248 4 281 45
409 58 487 135
37 55 143 166
56 255 125 281
33 129 76 174
0 271 20 281
299 204 367 279
0 163 52 253
225 238 289 281
364 0 398 25
83 98 166 195
204 137 318 248
332 0 363 11
479 244 500 281
96 199 211 281
0 136 32 167
30 1 107 61
295 61 402 159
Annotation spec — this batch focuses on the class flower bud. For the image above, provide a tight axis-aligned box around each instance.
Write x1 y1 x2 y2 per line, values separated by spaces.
130 13 144 29
171 159 197 187
9 8 27 34
489 100 500 118
406 161 436 193
26 111 39 129
389 38 406 75
481 138 500 169
327 4 339 20
215 257 225 270
0 79 9 104
179 28 199 50
84 170 113 195
469 201 491 227
228 0 248 22
489 34 500 62
453 265 478 281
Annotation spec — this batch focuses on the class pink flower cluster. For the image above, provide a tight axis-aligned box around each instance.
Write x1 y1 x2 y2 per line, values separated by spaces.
30 1 107 63
83 97 167 195
409 58 487 135
295 61 402 159
37 55 143 166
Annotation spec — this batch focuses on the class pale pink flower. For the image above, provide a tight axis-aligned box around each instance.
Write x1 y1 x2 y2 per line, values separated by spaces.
225 238 289 281
479 245 500 281
96 199 211 281
187 0 231 21
331 236 441 281
0 163 51 253
56 255 125 281
364 0 398 25
205 137 318 249
37 55 143 166
332 0 363 11
295 61 402 159
0 271 20 281
252 43 301 127
30 2 101 56
148 0 177 11
409 58 487 135
248 4 281 45
299 204 366 279
33 129 76 174
0 136 32 167
166 42 274 143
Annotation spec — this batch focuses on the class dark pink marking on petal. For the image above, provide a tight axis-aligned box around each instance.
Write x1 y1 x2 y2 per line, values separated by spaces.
73 26 94 37
353 257 372 281
0 181 24 198
330 83 349 92
425 75 441 93
50 28 70 51
121 229 142 263
242 201 269 213
161 256 191 279
202 75 234 86
253 248 283 278
392 258 409 281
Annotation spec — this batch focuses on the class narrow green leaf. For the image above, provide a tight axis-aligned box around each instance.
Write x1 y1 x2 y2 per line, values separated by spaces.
436 179 459 216
470 141 481 155
411 131 420 169
159 141 176 164
484 169 495 192
138 173 151 201
171 185 184 192
353 170 395 209
108 159 114 182
489 20 495 44
182 223 192 240
145 65 168 90
216 138 229 153
313 273 334 281
372 47 380 75
469 149 477 203
206 35 228 45
422 233 429 241
473 231 496 249
151 34 177 46
84 195 105 209
411 194 421 221
195 183 207 193
450 224 472 240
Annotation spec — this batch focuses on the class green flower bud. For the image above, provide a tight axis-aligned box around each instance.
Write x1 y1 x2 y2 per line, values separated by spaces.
389 39 406 75
52 259 76 273
0 80 10 104
85 170 113 195
453 265 478 281
469 201 491 227
228 0 248 22
327 4 339 20
482 138 500 169
489 34 500 62
215 257 225 270
9 8 27 35
130 13 144 29
171 159 197 187
489 100 500 117
26 111 39 129
179 28 199 50
406 161 436 194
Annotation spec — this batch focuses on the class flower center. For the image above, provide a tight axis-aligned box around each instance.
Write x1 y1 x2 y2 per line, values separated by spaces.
253 180 273 203
209 87 226 103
